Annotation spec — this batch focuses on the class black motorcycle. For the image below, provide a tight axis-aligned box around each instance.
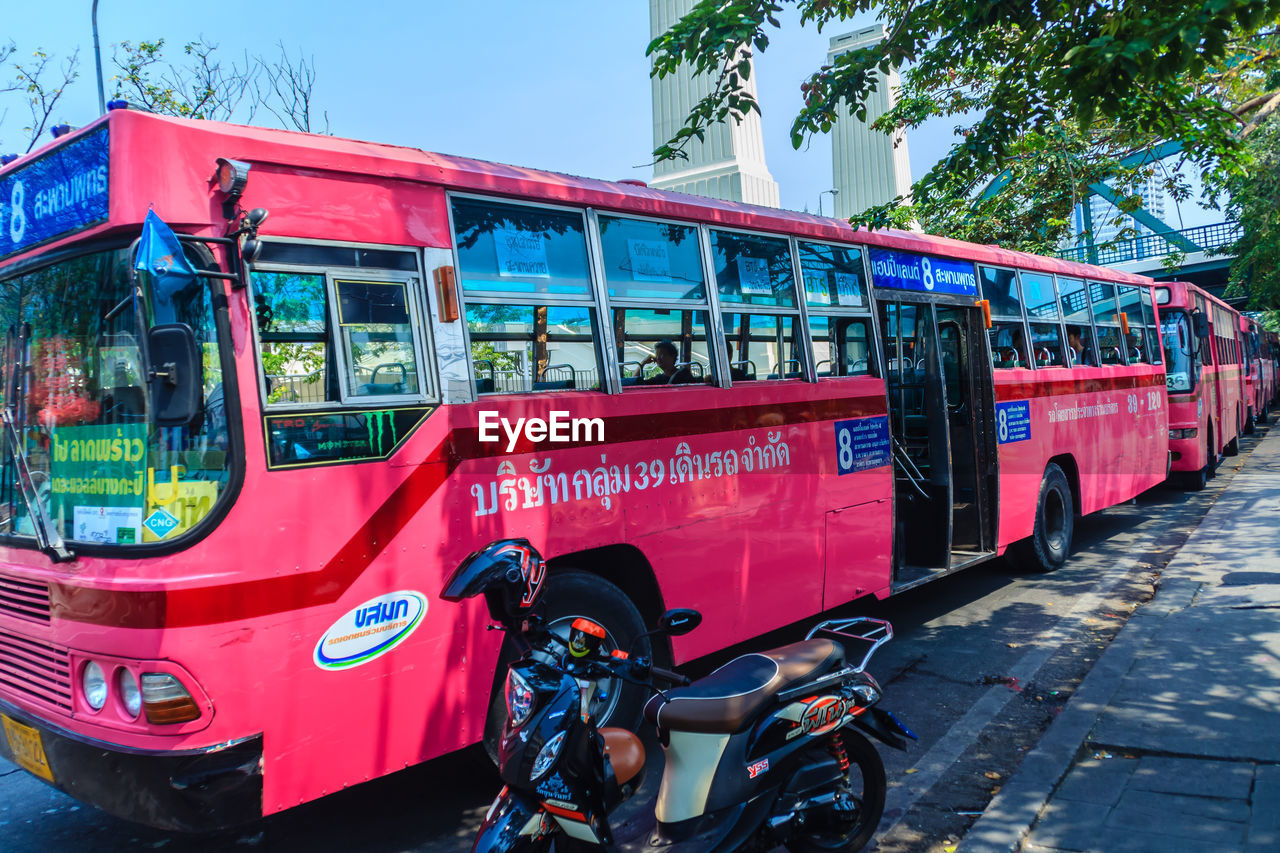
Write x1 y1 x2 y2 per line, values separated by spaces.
442 539 916 853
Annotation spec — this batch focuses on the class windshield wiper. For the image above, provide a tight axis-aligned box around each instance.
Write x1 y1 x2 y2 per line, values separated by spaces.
3 323 73 563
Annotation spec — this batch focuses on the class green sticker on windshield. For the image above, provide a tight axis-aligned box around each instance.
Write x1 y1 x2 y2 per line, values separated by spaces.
49 424 148 544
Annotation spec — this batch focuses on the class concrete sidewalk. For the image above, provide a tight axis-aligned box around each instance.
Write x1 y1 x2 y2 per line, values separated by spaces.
957 430 1280 853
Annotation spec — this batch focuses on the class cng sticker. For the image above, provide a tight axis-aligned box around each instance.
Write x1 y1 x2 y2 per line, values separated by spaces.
314 591 427 670
142 508 180 539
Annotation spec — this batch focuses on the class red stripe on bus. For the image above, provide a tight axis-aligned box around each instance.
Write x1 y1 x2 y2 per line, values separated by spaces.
50 393 888 628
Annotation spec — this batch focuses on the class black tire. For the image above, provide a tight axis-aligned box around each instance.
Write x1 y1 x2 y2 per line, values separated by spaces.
785 731 886 853
482 570 649 763
1010 463 1074 573
1186 464 1208 492
1225 428 1240 456
1245 409 1256 435
1206 432 1218 480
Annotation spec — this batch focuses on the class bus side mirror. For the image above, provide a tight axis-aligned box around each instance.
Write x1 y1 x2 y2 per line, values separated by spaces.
148 323 205 427
1192 312 1210 340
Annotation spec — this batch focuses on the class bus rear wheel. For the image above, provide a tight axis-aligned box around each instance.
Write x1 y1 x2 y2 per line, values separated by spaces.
1011 463 1073 573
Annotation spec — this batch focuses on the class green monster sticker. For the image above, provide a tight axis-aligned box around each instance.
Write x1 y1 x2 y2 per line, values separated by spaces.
264 407 432 470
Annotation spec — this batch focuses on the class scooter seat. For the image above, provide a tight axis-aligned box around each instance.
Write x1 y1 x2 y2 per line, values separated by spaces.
644 639 844 734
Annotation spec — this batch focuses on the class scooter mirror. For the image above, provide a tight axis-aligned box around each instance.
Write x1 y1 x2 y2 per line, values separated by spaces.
659 608 702 636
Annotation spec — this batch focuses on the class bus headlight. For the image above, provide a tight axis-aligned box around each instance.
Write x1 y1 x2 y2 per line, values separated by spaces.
117 669 142 719
82 661 108 711
1170 428 1198 439
505 669 536 728
530 730 567 781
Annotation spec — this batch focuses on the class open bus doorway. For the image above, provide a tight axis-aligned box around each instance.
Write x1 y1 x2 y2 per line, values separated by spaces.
878 299 996 590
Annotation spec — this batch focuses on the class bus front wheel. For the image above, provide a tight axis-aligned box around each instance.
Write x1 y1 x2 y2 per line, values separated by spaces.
1011 463 1074 573
482 570 649 762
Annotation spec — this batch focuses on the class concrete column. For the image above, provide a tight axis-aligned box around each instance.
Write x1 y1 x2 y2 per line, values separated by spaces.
649 0 780 207
828 25 913 219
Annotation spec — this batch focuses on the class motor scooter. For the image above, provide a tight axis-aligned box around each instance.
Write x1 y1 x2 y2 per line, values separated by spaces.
442 539 915 853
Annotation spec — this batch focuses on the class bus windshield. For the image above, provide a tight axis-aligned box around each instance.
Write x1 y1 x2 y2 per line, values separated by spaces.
0 247 233 547
1161 309 1197 393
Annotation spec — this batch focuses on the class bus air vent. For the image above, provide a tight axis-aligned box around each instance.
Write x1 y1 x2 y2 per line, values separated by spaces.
0 627 72 712
0 575 51 624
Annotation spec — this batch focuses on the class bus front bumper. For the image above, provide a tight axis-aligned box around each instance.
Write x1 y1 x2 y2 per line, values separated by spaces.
0 698 262 832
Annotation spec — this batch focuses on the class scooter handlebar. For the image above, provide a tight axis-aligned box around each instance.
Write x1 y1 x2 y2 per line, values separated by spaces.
650 665 690 687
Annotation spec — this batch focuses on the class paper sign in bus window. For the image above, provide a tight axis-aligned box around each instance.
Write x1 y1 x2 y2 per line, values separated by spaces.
833 273 864 307
737 256 772 295
627 239 673 281
493 228 550 278
803 272 832 305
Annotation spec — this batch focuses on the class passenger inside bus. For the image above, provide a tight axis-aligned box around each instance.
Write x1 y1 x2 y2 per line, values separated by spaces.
725 338 752 381
636 340 695 385
1067 325 1097 366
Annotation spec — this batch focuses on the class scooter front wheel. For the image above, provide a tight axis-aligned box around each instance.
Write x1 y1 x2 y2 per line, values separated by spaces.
785 731 886 853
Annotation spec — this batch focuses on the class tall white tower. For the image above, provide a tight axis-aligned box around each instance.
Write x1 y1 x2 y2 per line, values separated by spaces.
649 0 780 207
828 25 913 219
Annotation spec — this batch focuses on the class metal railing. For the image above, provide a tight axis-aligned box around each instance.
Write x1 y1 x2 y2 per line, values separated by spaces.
1058 221 1241 266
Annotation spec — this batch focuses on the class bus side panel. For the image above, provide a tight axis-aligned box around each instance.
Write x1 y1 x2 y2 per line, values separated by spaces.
995 367 1168 549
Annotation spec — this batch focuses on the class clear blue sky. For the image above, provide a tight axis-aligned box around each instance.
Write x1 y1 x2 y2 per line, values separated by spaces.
4 1 1215 226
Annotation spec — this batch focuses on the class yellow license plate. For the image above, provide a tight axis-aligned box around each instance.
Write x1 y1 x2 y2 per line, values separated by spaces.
2 713 55 783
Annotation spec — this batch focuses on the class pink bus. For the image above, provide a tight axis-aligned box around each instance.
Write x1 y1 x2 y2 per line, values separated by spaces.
1241 315 1276 430
0 110 1167 829
1158 282 1246 489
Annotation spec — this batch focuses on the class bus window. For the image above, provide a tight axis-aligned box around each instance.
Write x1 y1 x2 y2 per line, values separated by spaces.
980 267 1023 319
616 308 712 386
333 279 422 398
1162 310 1197 391
798 241 874 379
989 323 1029 368
450 197 601 394
1021 272 1067 367
465 304 601 393
1140 288 1162 365
810 315 876 377
451 198 592 296
1089 282 1125 364
1096 326 1126 364
251 245 431 407
710 230 797 308
1057 277 1100 367
253 271 335 404
1117 285 1151 364
722 312 803 380
596 216 705 301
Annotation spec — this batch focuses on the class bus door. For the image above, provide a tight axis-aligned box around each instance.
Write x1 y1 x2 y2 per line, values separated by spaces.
878 298 995 589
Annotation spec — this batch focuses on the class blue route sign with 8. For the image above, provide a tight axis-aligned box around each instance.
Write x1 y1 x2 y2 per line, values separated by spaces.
996 401 1032 444
1 127 110 261
868 247 979 297
834 416 891 475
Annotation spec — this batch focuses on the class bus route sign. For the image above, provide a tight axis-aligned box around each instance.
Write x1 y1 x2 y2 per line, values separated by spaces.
868 247 978 297
0 126 110 261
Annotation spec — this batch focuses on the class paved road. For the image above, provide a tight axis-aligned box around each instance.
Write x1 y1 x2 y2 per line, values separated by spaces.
1 428 1262 851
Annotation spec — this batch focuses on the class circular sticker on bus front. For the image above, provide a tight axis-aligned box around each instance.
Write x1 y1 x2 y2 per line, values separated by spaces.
313 591 427 670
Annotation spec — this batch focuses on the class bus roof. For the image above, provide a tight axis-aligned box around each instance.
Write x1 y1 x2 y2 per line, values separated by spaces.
3 109 1154 288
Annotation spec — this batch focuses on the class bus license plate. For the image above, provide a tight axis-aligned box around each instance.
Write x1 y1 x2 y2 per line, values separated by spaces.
1 714 55 783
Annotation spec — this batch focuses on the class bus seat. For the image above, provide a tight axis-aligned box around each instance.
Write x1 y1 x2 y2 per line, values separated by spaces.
475 378 495 394
104 386 146 420
532 378 575 391
358 382 405 395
